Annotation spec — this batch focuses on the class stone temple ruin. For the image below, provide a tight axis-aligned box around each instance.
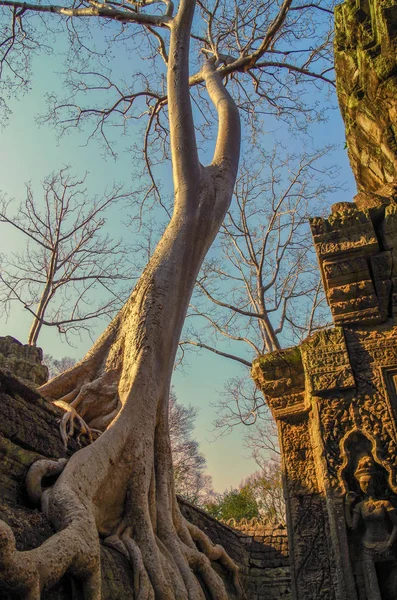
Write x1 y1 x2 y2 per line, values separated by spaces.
0 0 396 597
252 0 397 597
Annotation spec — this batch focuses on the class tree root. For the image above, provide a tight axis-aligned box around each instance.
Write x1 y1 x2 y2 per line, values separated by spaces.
186 521 244 599
100 505 244 600
43 368 121 446
52 401 97 447
0 404 244 600
26 457 68 505
0 485 101 599
104 529 155 600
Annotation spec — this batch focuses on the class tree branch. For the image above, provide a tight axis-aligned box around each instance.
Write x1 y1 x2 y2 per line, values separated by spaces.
180 340 252 367
0 0 172 25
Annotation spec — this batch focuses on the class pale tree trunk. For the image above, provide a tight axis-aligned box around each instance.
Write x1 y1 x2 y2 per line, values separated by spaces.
28 246 58 346
0 0 242 597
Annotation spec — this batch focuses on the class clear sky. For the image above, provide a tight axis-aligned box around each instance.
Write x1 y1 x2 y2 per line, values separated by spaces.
0 24 357 493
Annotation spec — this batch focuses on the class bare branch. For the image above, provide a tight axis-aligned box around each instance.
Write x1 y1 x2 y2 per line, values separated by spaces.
180 340 252 367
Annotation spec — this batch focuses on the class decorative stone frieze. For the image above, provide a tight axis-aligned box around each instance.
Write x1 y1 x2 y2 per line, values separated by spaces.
253 174 397 600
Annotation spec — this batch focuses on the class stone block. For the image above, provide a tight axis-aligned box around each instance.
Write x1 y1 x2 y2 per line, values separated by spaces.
322 256 370 288
327 279 375 302
370 251 393 280
0 336 48 386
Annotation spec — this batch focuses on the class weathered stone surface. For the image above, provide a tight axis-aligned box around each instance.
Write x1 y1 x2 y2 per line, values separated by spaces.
309 199 397 326
179 501 291 599
251 348 306 418
0 336 48 386
251 1 397 596
253 323 397 599
334 0 397 193
300 328 355 395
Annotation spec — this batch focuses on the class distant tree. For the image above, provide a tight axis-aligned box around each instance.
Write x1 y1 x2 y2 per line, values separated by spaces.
244 461 285 523
0 168 133 346
168 392 215 506
181 150 337 456
204 460 285 524
205 483 259 523
44 355 76 379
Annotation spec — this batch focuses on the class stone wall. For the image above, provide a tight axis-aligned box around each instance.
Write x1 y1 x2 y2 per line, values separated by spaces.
180 503 290 600
0 336 48 386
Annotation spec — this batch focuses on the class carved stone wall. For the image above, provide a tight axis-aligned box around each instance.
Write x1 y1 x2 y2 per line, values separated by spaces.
181 506 291 600
252 197 397 600
0 336 48 386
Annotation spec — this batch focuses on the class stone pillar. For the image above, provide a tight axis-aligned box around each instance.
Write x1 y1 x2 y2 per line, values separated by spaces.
252 201 397 600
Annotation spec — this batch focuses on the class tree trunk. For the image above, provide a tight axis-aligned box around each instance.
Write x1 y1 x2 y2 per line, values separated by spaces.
28 246 58 346
0 0 243 597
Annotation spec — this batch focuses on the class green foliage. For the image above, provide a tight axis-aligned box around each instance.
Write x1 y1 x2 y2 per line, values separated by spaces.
204 483 259 523
205 461 285 524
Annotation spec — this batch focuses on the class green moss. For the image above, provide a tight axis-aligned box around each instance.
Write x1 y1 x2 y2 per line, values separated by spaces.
254 347 302 370
374 55 396 80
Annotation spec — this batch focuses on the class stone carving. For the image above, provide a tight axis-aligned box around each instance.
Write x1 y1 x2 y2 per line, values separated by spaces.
300 328 355 395
309 202 397 326
251 347 306 418
252 280 397 599
289 495 337 600
280 419 318 497
345 455 397 599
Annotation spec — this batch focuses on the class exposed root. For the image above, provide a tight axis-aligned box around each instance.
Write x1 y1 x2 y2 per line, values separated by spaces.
46 369 121 446
187 521 244 600
123 530 156 600
0 485 101 599
53 401 96 447
103 534 130 560
99 490 244 600
0 521 40 599
183 544 227 600
26 457 68 505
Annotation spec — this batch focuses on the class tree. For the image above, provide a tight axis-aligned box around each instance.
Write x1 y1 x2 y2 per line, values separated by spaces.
204 461 285 524
0 168 132 346
0 0 336 597
45 356 213 503
44 355 77 379
244 461 286 522
169 392 215 506
181 150 336 455
204 484 259 523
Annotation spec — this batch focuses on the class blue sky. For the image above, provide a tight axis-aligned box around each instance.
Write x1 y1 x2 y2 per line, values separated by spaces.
0 23 357 493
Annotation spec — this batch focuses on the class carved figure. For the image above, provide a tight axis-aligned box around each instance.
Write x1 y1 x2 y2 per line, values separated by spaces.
345 455 397 599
